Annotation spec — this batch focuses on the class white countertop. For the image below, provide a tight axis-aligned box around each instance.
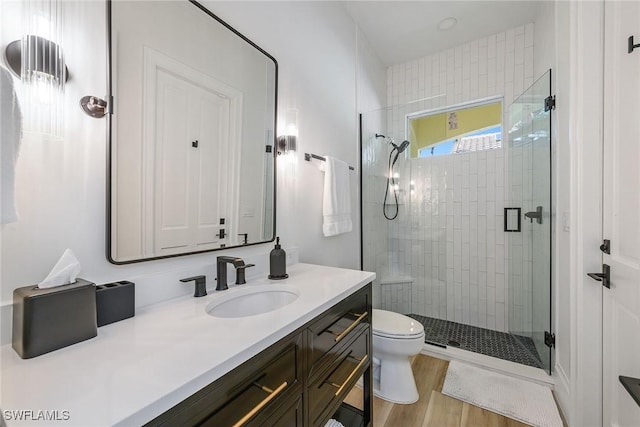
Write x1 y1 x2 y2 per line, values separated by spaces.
0 263 375 426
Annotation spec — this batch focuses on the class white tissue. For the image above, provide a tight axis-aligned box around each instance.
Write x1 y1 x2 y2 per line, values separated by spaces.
37 249 82 289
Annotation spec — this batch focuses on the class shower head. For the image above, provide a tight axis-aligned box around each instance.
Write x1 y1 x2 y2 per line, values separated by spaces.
395 140 410 154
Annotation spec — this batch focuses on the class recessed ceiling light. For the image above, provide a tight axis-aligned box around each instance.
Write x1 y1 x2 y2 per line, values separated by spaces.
438 17 457 31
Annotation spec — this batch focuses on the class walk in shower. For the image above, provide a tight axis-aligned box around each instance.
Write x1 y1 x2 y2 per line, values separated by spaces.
361 71 553 373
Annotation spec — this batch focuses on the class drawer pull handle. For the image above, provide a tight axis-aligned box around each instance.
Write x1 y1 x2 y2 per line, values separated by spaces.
253 381 275 394
232 381 288 427
329 354 369 397
333 311 368 343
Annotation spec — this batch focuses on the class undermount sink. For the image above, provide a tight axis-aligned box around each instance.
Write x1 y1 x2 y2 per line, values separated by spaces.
205 285 299 318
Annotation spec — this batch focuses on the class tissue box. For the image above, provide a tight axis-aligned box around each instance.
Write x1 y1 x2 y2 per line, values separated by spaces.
12 278 97 359
96 281 135 327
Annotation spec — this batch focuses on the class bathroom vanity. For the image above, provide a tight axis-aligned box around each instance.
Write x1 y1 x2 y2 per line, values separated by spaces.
148 283 372 426
0 264 374 426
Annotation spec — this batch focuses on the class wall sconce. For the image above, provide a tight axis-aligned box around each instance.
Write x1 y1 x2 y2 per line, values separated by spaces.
277 108 298 155
5 0 67 138
277 135 296 155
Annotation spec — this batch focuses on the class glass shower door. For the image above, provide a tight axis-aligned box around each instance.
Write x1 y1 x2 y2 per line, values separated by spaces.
507 70 553 373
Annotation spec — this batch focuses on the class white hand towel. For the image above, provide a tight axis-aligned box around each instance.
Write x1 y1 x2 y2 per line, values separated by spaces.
319 156 352 237
1 66 23 224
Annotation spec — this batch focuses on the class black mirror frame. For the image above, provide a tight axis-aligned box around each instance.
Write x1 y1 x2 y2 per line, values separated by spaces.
105 0 278 264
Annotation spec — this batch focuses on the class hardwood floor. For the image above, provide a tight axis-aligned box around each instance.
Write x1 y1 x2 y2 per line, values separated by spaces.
345 354 531 427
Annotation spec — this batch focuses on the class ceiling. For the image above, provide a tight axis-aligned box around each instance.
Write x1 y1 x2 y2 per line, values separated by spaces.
343 1 542 66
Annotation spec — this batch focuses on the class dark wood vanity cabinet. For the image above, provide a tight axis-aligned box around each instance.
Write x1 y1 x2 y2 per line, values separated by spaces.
146 283 372 427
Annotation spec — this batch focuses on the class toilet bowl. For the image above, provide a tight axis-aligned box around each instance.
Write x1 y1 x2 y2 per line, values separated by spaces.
372 309 425 404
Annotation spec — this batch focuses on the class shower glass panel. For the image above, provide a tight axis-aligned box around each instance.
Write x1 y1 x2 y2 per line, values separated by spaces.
361 96 450 316
507 70 552 373
362 78 552 370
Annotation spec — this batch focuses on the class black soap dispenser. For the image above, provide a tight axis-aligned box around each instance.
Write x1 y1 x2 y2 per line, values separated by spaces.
268 237 288 279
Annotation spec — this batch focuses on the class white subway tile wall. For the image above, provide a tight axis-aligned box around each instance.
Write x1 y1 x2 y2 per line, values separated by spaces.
380 282 412 315
362 24 534 333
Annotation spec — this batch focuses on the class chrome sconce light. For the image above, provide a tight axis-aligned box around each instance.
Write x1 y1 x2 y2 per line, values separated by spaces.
4 0 108 137
277 108 298 155
5 0 68 138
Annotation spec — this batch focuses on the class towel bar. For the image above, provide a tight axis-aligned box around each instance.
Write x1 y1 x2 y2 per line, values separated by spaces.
304 153 355 170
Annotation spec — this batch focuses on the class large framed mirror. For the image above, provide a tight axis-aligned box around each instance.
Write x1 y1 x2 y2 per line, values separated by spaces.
107 0 277 264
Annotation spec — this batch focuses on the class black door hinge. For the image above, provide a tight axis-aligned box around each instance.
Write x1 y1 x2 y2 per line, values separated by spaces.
545 95 556 112
544 331 555 348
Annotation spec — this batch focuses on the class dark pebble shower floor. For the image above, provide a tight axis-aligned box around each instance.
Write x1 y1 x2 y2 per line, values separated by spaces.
407 313 542 368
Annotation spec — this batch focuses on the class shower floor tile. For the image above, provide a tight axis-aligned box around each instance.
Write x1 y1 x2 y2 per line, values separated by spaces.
407 314 543 368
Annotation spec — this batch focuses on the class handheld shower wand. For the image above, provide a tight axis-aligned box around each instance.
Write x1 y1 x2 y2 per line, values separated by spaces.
383 139 410 220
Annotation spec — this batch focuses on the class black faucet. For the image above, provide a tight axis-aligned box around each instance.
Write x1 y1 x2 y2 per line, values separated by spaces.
216 256 255 290
180 275 207 297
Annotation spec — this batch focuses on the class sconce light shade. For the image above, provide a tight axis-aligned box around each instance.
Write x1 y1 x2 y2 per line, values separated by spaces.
5 36 68 83
5 0 67 138
277 135 296 155
277 108 298 155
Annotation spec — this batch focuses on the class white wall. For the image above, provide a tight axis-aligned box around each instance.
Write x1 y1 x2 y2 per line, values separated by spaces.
557 1 606 425
0 1 386 345
357 26 388 309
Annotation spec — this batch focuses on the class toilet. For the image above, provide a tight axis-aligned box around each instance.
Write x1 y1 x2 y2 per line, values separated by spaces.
372 309 425 404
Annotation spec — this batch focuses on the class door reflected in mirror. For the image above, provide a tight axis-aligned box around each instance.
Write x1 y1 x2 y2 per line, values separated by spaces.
107 0 277 264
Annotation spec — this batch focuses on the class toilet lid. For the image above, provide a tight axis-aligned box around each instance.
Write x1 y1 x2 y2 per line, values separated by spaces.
372 309 424 339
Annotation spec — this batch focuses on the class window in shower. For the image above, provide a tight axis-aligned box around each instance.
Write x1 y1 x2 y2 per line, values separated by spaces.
407 98 503 159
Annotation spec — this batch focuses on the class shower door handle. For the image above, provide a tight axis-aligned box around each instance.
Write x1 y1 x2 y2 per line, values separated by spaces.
524 206 543 224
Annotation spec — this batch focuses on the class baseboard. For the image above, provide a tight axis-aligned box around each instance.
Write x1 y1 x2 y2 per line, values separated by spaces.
421 343 554 388
553 363 571 425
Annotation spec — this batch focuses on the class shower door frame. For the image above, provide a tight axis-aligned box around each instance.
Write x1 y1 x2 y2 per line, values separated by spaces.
507 69 554 374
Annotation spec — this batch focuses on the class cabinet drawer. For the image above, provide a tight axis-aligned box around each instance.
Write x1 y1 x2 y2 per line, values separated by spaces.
308 329 370 426
307 286 370 379
200 341 299 427
148 333 302 427
254 393 303 427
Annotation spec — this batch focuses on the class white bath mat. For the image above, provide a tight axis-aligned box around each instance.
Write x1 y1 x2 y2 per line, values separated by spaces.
441 360 562 427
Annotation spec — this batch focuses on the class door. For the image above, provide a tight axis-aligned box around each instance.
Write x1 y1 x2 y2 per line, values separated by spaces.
507 70 553 373
153 69 230 254
602 1 640 425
